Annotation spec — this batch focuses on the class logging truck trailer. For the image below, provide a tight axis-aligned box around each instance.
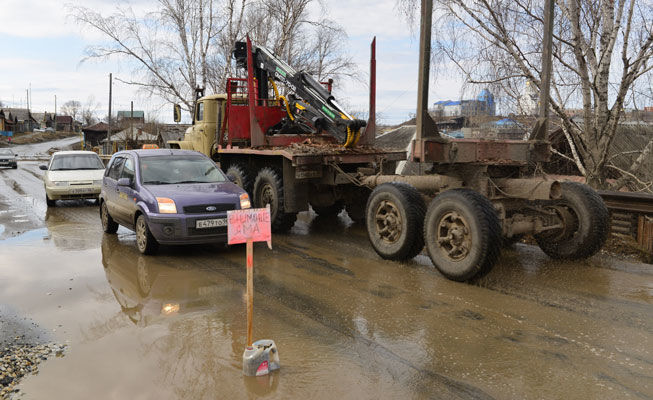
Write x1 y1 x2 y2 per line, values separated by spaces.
170 26 608 282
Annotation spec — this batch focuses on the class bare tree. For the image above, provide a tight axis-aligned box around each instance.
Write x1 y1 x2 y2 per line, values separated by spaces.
70 0 355 118
81 95 101 126
399 0 653 190
61 100 82 121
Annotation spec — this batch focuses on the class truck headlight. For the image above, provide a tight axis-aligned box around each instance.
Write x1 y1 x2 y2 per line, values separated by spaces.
239 193 251 209
157 197 177 214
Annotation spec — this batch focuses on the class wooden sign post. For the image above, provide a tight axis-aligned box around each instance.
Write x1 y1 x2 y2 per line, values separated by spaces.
227 206 272 346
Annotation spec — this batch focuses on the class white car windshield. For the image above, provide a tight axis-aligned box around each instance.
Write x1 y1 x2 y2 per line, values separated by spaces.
50 154 105 171
140 155 227 185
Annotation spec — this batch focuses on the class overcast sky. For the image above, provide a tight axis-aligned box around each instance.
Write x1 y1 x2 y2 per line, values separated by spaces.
0 0 464 125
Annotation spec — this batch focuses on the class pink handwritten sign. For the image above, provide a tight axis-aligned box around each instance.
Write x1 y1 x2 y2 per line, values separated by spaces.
227 207 272 246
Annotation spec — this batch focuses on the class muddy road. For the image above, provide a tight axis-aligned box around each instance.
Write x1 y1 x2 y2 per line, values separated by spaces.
0 144 651 399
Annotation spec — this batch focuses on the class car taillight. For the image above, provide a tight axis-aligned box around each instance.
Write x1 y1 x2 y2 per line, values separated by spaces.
239 193 251 209
157 197 177 214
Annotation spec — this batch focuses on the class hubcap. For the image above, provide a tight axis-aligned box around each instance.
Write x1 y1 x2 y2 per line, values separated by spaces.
375 200 402 243
136 218 147 251
436 211 471 261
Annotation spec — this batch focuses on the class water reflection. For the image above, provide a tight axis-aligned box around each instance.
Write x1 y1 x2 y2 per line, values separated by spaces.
101 234 237 326
45 206 102 251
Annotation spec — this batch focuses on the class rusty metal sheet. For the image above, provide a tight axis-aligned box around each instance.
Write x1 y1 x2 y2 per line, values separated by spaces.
417 138 550 165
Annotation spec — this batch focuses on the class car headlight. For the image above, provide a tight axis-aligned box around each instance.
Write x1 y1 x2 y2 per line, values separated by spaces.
239 193 251 209
53 181 69 186
93 180 102 185
156 197 177 214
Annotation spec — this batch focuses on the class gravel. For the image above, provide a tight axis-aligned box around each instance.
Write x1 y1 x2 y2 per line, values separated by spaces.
0 343 66 399
0 306 66 399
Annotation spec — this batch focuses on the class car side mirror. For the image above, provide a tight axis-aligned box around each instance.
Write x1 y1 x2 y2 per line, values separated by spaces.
39 165 48 171
117 177 132 187
14 154 18 157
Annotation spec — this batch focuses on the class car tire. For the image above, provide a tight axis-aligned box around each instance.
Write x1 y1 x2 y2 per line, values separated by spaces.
136 214 159 255
46 194 56 207
365 182 426 260
100 201 119 234
253 167 297 232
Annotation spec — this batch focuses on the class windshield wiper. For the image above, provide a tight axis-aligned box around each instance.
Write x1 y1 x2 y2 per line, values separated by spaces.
171 180 207 184
143 180 170 185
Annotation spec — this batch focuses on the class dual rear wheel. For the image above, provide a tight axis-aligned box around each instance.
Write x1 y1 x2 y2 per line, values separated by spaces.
366 184 500 281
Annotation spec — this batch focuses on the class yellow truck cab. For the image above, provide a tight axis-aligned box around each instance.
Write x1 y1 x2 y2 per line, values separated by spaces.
168 94 227 159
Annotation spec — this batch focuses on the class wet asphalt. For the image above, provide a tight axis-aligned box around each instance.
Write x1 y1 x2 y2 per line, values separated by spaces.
0 142 651 399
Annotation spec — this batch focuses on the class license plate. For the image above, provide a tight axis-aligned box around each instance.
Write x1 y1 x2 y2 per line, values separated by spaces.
70 188 94 194
196 218 227 229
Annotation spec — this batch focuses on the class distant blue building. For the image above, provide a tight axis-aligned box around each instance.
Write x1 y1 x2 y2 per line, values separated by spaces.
433 89 495 117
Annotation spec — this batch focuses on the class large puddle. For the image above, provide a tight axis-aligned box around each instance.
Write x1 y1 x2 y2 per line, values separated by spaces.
0 207 651 399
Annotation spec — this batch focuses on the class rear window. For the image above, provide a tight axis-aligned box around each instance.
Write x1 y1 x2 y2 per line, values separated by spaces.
140 155 227 185
50 154 105 171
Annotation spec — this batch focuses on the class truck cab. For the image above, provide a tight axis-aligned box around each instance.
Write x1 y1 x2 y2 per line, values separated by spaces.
168 94 227 160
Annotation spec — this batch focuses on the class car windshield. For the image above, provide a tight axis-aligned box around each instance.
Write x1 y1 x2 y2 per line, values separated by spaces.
0 149 13 156
50 154 105 170
140 155 227 185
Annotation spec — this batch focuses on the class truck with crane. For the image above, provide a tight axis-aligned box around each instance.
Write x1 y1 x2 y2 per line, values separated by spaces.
169 0 609 282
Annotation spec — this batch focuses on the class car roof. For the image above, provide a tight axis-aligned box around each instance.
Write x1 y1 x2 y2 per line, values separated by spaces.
114 149 206 158
52 150 101 156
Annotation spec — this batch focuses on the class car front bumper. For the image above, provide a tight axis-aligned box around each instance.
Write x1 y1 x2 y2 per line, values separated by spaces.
0 160 17 167
146 212 230 245
45 184 101 200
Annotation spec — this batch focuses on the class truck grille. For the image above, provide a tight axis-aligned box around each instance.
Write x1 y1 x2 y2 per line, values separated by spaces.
183 203 236 214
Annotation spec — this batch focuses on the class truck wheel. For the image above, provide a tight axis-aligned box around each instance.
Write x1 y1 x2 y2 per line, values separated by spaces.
253 167 297 232
423 189 501 282
311 201 344 217
366 183 425 260
345 202 366 223
225 164 252 193
534 182 608 260
100 201 118 234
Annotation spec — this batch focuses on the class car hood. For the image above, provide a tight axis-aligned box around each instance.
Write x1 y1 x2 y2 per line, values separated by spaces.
47 170 105 182
0 155 16 160
144 182 244 207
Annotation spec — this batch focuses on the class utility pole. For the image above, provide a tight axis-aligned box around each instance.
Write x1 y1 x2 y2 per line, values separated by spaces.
107 73 112 154
54 95 57 132
130 100 134 149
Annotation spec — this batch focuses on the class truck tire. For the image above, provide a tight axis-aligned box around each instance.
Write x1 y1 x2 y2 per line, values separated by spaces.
345 202 366 223
366 183 425 260
311 201 344 217
534 182 608 260
225 164 252 194
253 167 297 232
423 189 501 282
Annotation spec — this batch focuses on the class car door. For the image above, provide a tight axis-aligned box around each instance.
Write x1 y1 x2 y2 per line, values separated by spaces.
115 155 138 227
104 156 125 218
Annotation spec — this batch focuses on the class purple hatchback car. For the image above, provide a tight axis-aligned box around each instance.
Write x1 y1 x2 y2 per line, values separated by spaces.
99 149 250 254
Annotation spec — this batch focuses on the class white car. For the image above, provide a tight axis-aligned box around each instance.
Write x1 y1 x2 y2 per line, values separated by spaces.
40 151 106 206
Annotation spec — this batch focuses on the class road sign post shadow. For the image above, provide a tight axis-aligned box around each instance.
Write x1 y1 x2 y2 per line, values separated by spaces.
227 205 279 376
